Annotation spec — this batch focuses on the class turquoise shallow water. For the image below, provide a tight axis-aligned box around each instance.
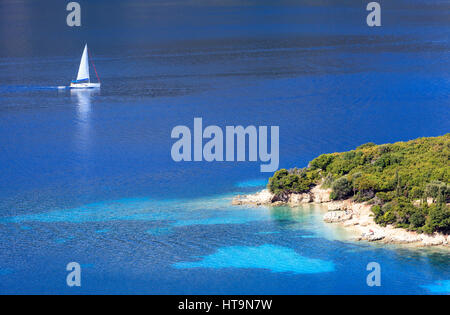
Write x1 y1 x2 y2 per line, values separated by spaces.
0 190 449 294
235 179 269 188
173 244 336 274
421 281 450 294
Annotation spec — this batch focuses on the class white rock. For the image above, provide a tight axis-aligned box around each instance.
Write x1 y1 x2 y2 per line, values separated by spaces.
351 203 371 216
311 185 332 203
360 229 386 241
367 233 386 242
343 220 359 227
323 211 353 223
327 201 343 211
232 189 273 205
387 232 421 244
288 193 312 205
420 234 445 246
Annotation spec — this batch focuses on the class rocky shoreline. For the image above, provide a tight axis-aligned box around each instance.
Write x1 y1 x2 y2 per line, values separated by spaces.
232 186 450 248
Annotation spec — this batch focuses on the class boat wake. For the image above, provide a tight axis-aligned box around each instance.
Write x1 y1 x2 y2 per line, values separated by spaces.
0 85 68 93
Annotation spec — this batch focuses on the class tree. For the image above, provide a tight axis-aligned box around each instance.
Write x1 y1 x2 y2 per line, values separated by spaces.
331 177 353 200
309 154 334 171
410 212 426 229
395 170 402 197
424 204 450 234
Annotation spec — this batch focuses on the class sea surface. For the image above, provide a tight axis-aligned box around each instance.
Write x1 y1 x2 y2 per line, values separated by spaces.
0 0 449 294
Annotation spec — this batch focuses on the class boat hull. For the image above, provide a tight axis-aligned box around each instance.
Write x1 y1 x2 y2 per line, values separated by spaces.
69 82 101 89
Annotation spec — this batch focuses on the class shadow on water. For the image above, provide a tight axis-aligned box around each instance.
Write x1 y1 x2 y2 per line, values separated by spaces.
268 206 296 227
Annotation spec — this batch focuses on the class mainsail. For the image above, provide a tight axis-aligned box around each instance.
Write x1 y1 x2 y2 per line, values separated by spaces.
69 43 101 89
76 44 90 83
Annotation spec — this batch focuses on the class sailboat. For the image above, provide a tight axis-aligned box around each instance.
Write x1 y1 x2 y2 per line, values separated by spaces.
70 44 101 89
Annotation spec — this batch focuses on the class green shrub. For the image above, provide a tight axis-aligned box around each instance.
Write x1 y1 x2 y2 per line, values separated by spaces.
378 144 391 154
357 142 376 150
268 168 317 194
330 191 337 200
424 204 450 234
410 212 426 228
268 169 289 194
331 176 353 200
382 211 396 225
371 205 382 217
309 154 334 171
355 190 375 202
376 191 395 203
425 181 449 202
352 174 378 193
321 173 334 189
409 186 424 200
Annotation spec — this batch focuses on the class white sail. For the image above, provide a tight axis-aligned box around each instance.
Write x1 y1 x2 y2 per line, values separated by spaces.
76 44 90 82
69 44 100 89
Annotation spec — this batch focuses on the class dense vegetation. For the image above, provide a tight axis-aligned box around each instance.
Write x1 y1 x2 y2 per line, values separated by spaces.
268 134 450 234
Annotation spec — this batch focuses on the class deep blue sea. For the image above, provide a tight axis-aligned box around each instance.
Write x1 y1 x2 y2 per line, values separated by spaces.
0 0 449 294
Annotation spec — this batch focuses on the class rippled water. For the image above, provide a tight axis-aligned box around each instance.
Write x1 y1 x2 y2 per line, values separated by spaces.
0 0 449 294
0 184 449 294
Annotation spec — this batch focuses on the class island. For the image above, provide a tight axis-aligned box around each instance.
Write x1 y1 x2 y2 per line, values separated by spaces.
233 134 450 247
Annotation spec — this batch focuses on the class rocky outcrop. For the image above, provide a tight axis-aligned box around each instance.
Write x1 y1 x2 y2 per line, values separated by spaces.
358 229 386 242
337 207 449 247
232 185 449 248
323 211 353 223
232 189 273 206
270 191 291 203
310 185 332 203
288 193 312 205
231 185 331 207
357 227 448 246
420 234 447 246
